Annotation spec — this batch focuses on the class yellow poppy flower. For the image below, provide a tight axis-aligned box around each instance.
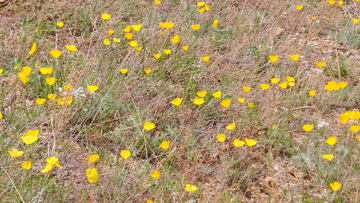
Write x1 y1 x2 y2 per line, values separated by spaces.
21 67 31 75
101 13 111 20
57 21 64 27
302 124 313 132
289 54 299 61
57 97 73 105
322 154 334 161
125 33 133 39
295 5 303 10
325 136 337 145
247 103 255 108
233 139 245 147
245 138 257 146
270 78 280 83
238 98 245 103
328 0 335 4
171 35 181 43
350 125 360 133
153 54 161 59
88 86 99 92
131 24 142 31
198 8 205 13
123 26 131 32
196 90 207 97
136 47 143 51
120 69 128 74
158 22 174 29
47 94 57 101
311 17 317 20
269 55 278 63
353 18 359 24
144 68 151 74
216 133 226 142
330 181 341 191
202 56 209 62
170 98 183 106
86 168 99 183
159 141 170 149
260 84 269 90
18 72 29 83
46 157 62 168
286 77 294 82
182 45 189 51
150 170 160 179
45 77 56 86
226 122 236 130
242 86 251 92
154 0 161 5
279 82 288 89
184 184 197 192
40 164 54 173
309 90 316 97
8 148 24 157
164 49 171 55
49 50 62 58
212 91 221 98
28 43 36 55
220 99 231 108
338 82 348 88
191 24 201 30
103 39 110 45
113 38 121 43
213 19 218 27
20 136 38 145
86 154 99 162
129 40 138 47
20 129 39 145
143 121 155 130
65 45 77 52
338 1 344 5
315 62 326 67
22 161 31 170
64 85 72 91
120 150 131 159
39 67 53 74
107 30 114 35
193 98 204 105
35 98 46 105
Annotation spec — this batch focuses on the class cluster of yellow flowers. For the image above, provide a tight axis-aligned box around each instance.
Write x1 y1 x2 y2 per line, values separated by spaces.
8 129 62 172
299 108 360 192
290 0 360 193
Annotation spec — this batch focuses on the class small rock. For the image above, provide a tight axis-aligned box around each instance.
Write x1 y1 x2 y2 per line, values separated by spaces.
275 27 284 36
